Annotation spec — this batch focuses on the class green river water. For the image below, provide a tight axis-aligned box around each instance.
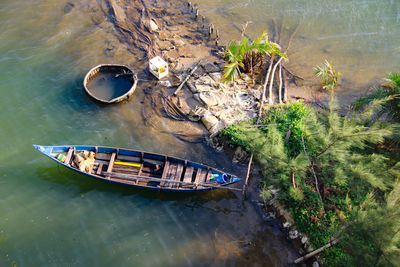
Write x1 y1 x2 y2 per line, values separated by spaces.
0 0 398 266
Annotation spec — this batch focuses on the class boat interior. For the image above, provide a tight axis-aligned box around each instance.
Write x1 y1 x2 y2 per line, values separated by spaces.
49 146 232 190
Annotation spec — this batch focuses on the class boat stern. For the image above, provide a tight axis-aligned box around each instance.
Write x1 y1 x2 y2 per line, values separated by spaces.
230 176 241 183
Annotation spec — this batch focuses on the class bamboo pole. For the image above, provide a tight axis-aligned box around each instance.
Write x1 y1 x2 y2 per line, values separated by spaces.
242 153 253 195
242 56 276 196
278 62 283 104
173 61 201 96
258 56 274 118
283 68 287 102
268 57 284 105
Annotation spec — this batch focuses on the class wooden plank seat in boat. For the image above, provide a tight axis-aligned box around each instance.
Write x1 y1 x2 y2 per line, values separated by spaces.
96 163 103 175
194 168 208 185
159 161 185 188
182 166 194 183
106 153 116 173
171 163 184 188
165 162 178 187
160 161 170 187
205 170 214 182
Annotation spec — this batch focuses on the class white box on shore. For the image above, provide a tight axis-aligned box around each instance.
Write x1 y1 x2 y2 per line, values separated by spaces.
149 56 168 79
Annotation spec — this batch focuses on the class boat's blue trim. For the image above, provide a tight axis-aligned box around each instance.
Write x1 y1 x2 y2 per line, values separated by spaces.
33 144 241 192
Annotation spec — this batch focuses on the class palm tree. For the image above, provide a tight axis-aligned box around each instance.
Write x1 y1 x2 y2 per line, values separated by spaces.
352 72 400 121
223 31 286 83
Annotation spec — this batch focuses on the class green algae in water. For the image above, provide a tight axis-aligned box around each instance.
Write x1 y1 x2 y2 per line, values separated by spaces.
86 72 133 101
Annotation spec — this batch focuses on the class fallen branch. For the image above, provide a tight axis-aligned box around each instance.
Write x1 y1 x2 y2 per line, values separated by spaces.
241 21 252 38
294 237 343 264
173 61 201 96
282 65 305 80
285 22 300 53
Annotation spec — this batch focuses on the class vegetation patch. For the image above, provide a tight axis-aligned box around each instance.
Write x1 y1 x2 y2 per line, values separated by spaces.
220 89 400 266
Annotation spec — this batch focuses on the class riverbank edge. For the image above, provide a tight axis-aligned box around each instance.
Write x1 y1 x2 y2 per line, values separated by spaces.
209 135 320 266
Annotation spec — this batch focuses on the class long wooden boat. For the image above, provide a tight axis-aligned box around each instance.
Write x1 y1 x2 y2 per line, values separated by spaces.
33 145 241 192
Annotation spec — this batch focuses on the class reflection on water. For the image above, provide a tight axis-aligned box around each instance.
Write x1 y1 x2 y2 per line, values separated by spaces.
192 0 400 89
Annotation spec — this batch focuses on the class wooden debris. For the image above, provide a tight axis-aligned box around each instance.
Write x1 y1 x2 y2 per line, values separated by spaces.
173 61 201 96
294 237 342 264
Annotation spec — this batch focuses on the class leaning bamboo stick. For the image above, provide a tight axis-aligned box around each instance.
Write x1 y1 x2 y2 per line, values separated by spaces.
173 61 201 96
242 153 254 195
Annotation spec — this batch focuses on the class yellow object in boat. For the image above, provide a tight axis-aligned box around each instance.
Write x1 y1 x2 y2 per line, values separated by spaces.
114 161 141 168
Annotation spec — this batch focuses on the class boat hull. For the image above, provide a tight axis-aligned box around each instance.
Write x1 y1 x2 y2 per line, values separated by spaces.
33 145 241 192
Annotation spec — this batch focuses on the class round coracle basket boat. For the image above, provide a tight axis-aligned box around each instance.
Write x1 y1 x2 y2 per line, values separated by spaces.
83 64 138 104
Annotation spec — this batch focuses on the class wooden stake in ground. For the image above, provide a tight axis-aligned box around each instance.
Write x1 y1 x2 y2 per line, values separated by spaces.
283 68 287 102
268 56 284 105
242 153 253 195
258 56 275 118
278 62 283 104
243 55 276 196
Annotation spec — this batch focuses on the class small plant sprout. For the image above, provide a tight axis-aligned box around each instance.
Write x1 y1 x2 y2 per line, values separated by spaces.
315 60 340 90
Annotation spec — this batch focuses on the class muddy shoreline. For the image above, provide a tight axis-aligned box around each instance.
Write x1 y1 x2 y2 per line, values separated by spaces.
81 0 335 265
